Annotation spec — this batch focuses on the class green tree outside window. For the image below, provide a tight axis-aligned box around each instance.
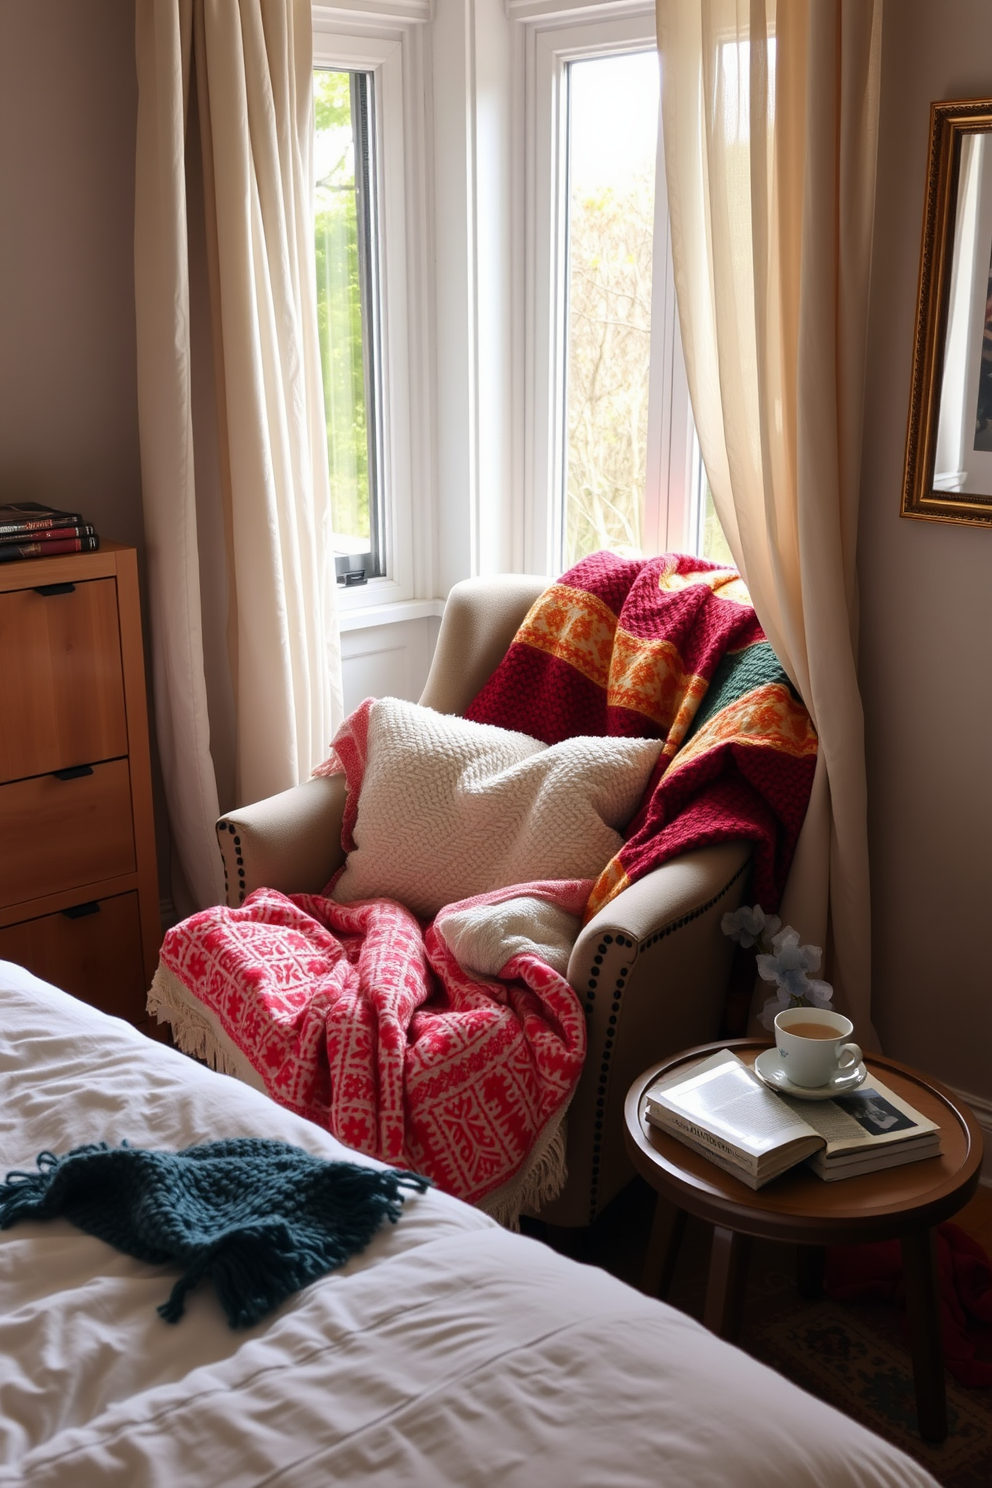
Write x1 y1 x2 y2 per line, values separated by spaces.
314 70 369 546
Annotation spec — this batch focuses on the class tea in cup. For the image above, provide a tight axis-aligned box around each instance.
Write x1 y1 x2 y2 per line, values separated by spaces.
773 1008 862 1089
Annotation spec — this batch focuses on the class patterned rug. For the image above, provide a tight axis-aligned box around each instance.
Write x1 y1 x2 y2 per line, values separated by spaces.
739 1250 992 1488
539 1180 992 1488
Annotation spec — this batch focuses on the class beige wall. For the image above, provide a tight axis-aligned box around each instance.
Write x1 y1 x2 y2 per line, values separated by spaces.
860 0 992 1100
0 0 142 551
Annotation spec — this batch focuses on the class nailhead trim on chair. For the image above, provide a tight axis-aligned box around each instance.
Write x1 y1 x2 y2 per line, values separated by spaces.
582 855 750 1224
216 821 246 905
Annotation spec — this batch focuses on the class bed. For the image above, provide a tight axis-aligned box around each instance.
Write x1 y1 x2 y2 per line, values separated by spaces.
0 961 934 1487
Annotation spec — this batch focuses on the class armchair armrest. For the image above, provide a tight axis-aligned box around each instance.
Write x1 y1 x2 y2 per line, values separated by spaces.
543 839 752 1226
217 774 347 907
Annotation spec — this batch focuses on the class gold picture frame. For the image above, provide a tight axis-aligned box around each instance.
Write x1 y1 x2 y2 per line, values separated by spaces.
903 97 992 526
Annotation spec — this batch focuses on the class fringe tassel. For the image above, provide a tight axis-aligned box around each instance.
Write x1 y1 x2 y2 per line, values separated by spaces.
159 1166 431 1326
479 1115 568 1231
0 1150 61 1226
147 965 247 1079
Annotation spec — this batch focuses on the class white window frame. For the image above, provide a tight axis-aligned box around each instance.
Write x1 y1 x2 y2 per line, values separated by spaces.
311 0 701 641
515 0 697 576
312 7 435 621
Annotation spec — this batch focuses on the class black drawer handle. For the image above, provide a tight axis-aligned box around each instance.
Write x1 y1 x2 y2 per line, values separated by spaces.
62 902 100 919
33 583 76 596
52 764 94 781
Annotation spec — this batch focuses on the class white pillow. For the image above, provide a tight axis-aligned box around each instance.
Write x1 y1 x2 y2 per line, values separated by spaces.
331 697 663 919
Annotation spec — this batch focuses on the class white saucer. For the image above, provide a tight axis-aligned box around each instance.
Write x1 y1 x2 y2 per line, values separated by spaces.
753 1047 867 1102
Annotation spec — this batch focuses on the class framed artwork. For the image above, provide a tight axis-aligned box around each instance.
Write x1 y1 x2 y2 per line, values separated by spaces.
903 98 992 526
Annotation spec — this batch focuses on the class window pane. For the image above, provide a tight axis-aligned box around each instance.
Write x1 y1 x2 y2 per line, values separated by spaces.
701 479 735 566
314 70 381 579
563 52 658 567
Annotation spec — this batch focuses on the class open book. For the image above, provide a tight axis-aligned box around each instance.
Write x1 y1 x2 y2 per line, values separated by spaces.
644 1050 941 1189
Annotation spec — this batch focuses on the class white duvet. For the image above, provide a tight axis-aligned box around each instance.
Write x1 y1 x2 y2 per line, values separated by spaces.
0 963 933 1487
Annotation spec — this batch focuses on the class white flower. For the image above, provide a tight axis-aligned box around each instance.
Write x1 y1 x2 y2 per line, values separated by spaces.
726 908 835 1019
756 927 824 998
802 978 834 1008
721 904 782 950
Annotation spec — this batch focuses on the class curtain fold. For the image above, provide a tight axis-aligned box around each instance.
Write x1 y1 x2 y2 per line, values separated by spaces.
657 0 881 1036
135 0 342 912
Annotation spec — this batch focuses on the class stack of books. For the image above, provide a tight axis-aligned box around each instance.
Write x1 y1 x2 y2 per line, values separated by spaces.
0 502 100 564
644 1049 941 1189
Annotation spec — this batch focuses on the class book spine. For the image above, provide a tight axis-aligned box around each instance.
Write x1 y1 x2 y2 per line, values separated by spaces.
0 514 83 538
0 534 100 562
645 1115 762 1189
644 1103 759 1178
0 523 95 548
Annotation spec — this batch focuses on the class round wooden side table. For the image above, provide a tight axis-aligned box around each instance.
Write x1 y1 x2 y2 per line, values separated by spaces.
624 1040 984 1445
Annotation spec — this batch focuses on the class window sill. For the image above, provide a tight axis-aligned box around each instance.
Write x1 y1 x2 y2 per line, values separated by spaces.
336 597 445 633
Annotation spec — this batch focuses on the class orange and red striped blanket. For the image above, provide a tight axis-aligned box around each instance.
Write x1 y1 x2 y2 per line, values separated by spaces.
466 550 817 917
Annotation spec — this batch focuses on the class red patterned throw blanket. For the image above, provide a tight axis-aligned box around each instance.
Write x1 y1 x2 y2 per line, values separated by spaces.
466 550 817 917
153 878 589 1224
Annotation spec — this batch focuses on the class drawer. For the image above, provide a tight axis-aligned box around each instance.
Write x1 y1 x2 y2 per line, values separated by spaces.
0 578 128 782
0 891 146 1022
0 758 135 907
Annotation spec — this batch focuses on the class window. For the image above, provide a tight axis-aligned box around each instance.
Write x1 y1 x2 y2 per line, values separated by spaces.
314 68 383 584
525 9 732 575
311 0 731 634
310 15 432 617
562 50 658 566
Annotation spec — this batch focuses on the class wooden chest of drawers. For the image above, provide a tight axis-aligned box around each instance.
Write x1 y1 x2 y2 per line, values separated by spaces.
0 543 160 1023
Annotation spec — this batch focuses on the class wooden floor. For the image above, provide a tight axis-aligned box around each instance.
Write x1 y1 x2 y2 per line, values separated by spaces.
953 1181 992 1255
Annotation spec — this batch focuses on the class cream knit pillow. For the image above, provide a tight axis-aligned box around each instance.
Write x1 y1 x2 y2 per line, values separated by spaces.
331 697 662 919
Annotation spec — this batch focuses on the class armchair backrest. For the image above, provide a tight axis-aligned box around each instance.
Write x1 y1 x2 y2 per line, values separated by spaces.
419 574 547 716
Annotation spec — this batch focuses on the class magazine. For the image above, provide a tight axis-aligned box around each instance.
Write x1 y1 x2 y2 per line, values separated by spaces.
0 502 85 538
643 1049 941 1189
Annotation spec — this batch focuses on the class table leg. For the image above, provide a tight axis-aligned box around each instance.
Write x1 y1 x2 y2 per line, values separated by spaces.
641 1196 686 1299
796 1244 826 1299
901 1228 946 1445
704 1225 751 1342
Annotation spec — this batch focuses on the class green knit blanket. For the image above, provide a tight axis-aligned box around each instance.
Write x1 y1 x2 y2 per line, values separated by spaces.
0 1139 430 1328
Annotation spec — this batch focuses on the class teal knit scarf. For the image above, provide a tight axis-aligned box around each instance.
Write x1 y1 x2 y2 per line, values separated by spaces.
0 1139 429 1328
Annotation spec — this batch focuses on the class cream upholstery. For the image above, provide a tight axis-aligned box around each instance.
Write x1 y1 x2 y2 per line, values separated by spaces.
217 575 750 1226
217 774 347 907
418 574 550 715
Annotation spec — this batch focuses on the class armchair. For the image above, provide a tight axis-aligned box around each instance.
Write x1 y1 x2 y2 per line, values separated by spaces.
216 575 751 1227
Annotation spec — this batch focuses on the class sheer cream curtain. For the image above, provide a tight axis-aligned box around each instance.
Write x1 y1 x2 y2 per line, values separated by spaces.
134 0 341 912
657 1 881 1036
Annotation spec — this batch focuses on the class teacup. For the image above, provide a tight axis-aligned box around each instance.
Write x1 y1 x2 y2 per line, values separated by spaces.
773 1008 862 1089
